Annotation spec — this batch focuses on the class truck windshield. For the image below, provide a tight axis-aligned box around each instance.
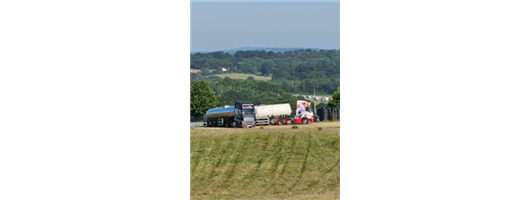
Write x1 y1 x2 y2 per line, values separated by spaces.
242 109 254 115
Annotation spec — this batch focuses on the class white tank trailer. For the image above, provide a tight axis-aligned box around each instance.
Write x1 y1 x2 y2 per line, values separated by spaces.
204 102 256 128
255 103 292 118
254 103 292 125
254 101 316 125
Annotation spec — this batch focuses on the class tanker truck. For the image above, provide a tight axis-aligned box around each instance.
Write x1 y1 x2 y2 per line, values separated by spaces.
204 102 256 128
254 100 315 125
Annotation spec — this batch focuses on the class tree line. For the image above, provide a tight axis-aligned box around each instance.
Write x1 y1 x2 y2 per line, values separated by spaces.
190 49 340 94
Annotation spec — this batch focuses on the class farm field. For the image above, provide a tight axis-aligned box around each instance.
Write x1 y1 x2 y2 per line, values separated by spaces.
191 69 201 73
191 121 340 200
210 73 272 81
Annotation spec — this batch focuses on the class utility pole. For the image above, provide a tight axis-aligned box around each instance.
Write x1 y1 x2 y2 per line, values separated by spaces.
313 84 316 97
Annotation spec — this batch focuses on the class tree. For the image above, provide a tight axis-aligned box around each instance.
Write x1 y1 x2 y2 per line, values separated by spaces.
217 95 234 107
190 80 218 121
328 89 340 107
260 61 274 76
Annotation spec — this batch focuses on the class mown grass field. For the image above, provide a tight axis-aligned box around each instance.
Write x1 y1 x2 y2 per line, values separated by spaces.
191 121 340 200
210 73 272 81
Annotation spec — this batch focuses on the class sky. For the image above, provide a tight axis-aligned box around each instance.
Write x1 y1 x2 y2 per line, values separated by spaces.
191 1 340 52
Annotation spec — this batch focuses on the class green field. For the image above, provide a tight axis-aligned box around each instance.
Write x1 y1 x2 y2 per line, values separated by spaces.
210 73 272 81
191 122 340 200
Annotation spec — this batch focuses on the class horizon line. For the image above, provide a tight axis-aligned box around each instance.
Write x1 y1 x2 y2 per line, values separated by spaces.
191 47 340 52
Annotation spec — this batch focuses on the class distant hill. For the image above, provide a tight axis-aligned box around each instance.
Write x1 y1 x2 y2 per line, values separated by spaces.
191 47 337 54
190 49 340 94
220 47 321 54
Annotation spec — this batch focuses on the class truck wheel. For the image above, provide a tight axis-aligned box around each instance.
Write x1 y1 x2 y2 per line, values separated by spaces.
287 119 292 125
302 118 308 124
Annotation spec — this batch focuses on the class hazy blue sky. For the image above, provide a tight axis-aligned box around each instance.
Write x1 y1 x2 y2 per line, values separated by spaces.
191 1 340 52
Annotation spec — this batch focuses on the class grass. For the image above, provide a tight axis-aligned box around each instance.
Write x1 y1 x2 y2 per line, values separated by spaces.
191 121 340 200
210 73 272 81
